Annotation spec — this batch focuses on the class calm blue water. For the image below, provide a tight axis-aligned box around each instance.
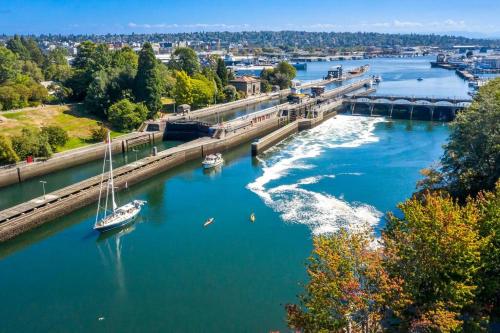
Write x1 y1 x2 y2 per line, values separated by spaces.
296 56 471 98
0 57 461 332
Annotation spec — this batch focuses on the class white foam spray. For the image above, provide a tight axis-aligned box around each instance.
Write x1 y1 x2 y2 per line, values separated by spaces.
247 115 385 235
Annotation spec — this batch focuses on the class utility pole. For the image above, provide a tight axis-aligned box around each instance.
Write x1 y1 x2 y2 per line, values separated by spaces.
40 180 47 200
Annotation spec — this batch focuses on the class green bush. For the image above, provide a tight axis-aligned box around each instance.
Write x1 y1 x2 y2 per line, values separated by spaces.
90 123 108 142
11 128 53 160
41 125 69 150
108 99 148 131
0 135 19 165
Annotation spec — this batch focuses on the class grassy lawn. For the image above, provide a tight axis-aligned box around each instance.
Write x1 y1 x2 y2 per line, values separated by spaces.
0 104 127 152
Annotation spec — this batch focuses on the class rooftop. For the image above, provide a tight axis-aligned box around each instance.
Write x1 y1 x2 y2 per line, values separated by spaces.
230 76 260 83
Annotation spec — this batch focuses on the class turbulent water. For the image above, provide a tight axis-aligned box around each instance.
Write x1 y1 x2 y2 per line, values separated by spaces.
248 116 385 235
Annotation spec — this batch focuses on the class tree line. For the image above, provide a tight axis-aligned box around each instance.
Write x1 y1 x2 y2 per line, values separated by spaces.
11 31 499 49
286 78 500 332
0 36 300 164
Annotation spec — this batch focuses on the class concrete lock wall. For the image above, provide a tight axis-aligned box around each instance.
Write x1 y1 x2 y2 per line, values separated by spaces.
0 132 162 188
0 87 349 242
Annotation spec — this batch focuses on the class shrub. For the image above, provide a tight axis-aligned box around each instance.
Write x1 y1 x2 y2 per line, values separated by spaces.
90 122 108 142
108 99 148 131
41 125 69 150
0 135 19 165
11 128 53 159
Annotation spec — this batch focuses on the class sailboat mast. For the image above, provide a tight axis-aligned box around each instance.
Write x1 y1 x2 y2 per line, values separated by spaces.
107 131 117 211
95 141 108 223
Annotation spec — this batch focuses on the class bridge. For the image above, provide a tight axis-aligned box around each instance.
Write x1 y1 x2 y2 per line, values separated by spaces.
344 94 472 121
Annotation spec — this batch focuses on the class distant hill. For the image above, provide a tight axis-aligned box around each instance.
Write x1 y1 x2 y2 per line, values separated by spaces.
3 31 499 49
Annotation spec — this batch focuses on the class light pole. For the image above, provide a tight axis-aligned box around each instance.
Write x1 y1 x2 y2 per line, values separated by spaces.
40 180 47 200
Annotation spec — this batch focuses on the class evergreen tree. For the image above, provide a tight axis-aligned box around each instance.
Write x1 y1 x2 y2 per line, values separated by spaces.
6 36 30 61
134 42 162 118
216 57 228 87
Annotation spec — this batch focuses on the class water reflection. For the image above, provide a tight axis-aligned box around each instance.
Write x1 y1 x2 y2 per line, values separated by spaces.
96 222 139 297
202 164 223 177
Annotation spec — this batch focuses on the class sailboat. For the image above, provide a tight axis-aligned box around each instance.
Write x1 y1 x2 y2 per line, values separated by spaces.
94 132 146 233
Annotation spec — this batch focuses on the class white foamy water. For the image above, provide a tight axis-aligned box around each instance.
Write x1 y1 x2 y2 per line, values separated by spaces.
247 115 385 234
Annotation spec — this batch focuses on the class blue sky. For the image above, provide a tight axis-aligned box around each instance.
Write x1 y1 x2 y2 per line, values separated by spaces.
1 0 499 37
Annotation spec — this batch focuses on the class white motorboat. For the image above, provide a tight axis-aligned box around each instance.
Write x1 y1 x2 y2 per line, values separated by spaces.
202 153 224 169
94 132 146 233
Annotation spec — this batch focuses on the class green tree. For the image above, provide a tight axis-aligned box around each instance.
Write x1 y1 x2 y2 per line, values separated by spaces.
111 46 139 73
223 85 238 102
474 183 500 322
174 70 193 106
84 70 112 117
0 46 19 84
419 78 500 199
41 126 69 150
216 57 229 86
21 60 44 82
276 61 297 81
108 99 148 131
383 191 483 332
21 37 45 67
44 47 72 82
260 62 297 89
134 42 162 118
0 135 19 165
441 78 500 198
169 47 200 76
11 128 53 159
286 229 386 332
72 41 97 70
157 63 176 97
191 74 215 108
6 36 30 61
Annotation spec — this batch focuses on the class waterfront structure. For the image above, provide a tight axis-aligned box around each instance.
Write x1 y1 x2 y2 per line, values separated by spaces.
229 76 261 96
326 65 342 79
344 95 472 120
478 55 500 69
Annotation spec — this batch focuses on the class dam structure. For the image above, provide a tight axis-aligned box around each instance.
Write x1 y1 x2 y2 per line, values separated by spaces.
0 79 372 242
344 94 472 121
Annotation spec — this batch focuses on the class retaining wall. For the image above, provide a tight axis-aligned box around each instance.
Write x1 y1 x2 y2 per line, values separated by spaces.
0 132 163 188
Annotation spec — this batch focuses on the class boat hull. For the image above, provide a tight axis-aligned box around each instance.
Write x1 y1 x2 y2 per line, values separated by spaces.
202 160 223 169
94 208 141 233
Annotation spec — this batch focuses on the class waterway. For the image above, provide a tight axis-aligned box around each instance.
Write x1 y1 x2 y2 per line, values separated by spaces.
0 56 467 332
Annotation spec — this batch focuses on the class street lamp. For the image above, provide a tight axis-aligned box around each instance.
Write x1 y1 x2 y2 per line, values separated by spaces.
40 180 47 200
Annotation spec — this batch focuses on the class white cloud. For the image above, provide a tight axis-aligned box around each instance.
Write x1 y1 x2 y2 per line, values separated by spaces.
127 22 250 30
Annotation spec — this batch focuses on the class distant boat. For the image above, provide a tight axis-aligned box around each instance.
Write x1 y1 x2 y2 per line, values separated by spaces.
250 213 255 223
373 75 382 83
204 218 214 227
417 77 424 81
202 153 224 169
94 132 146 233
